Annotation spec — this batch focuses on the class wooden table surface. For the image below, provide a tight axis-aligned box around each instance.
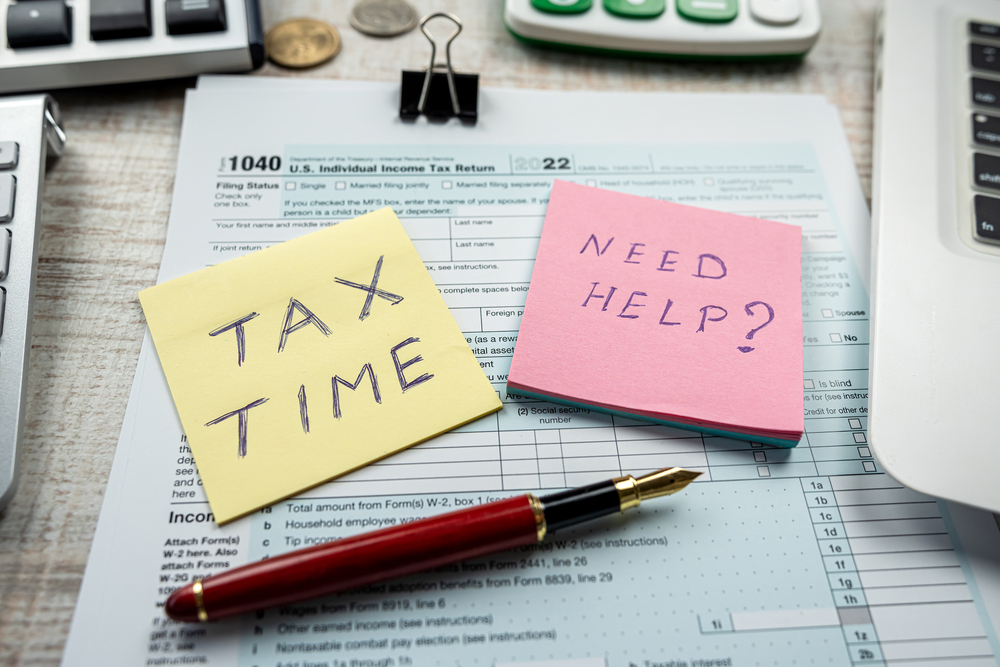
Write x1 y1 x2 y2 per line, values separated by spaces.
0 0 879 663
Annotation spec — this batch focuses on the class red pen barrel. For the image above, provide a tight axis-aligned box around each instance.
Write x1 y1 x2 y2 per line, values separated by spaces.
165 494 542 622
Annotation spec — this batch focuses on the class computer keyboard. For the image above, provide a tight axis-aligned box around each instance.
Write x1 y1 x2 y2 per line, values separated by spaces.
0 0 263 94
969 22 1000 244
869 0 1000 513
0 94 65 512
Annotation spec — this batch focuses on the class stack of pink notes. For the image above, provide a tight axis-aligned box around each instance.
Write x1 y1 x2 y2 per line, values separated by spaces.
507 181 804 447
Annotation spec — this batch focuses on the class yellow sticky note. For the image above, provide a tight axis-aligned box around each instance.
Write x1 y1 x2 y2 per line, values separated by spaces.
139 209 501 524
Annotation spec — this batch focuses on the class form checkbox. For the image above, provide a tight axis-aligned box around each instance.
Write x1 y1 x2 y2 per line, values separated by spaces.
858 447 872 458
863 461 877 473
804 379 815 389
586 179 597 187
822 309 834 318
335 181 346 190
757 466 771 477
704 178 715 186
284 182 296 191
830 333 843 343
853 432 867 444
754 451 767 462
442 181 452 189
848 418 862 429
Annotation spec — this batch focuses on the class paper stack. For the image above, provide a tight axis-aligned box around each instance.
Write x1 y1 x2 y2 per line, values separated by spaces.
508 180 804 446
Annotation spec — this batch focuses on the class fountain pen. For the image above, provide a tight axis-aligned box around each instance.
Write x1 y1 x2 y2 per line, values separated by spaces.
165 466 701 622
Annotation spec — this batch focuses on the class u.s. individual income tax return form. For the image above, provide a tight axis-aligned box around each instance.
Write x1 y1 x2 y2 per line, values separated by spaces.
61 79 1000 667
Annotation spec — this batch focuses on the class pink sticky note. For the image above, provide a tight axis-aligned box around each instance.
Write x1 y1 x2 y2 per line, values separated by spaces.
507 181 803 445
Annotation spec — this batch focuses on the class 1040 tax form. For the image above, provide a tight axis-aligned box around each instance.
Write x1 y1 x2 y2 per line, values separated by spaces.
62 80 1000 667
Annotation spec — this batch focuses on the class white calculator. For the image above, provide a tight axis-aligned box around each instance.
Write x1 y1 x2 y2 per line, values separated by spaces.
504 0 821 58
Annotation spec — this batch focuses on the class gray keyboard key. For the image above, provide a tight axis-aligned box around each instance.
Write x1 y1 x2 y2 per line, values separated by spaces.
972 43 1000 73
973 113 1000 147
0 175 14 223
0 230 9 281
975 195 1000 241
166 0 227 34
0 143 17 170
973 77 1000 109
975 152 1000 190
91 0 152 39
971 21 1000 39
6 0 73 48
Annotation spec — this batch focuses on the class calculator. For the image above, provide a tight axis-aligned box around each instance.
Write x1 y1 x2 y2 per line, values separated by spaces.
504 0 821 58
0 0 263 94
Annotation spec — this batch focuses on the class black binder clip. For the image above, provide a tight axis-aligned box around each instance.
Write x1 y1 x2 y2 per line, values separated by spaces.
400 13 478 125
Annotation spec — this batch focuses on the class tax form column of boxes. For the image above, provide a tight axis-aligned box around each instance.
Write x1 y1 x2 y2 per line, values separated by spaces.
803 369 876 475
812 475 997 665
693 475 970 666
802 476 886 666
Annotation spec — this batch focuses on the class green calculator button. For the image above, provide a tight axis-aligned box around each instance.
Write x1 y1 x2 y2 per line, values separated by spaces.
604 0 665 19
677 0 737 22
532 0 592 14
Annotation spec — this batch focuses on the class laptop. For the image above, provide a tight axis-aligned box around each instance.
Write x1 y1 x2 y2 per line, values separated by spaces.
870 0 1000 512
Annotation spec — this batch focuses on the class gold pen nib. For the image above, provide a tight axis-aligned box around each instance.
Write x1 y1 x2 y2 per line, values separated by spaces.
614 467 703 510
634 467 703 501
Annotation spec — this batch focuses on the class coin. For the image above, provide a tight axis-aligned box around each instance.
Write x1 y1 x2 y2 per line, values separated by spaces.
265 18 342 69
350 0 419 37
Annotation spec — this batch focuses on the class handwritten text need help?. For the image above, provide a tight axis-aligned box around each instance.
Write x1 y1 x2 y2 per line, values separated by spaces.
577 234 775 354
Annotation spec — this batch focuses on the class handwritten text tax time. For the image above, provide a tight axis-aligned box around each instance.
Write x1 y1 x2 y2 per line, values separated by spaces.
204 256 434 459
